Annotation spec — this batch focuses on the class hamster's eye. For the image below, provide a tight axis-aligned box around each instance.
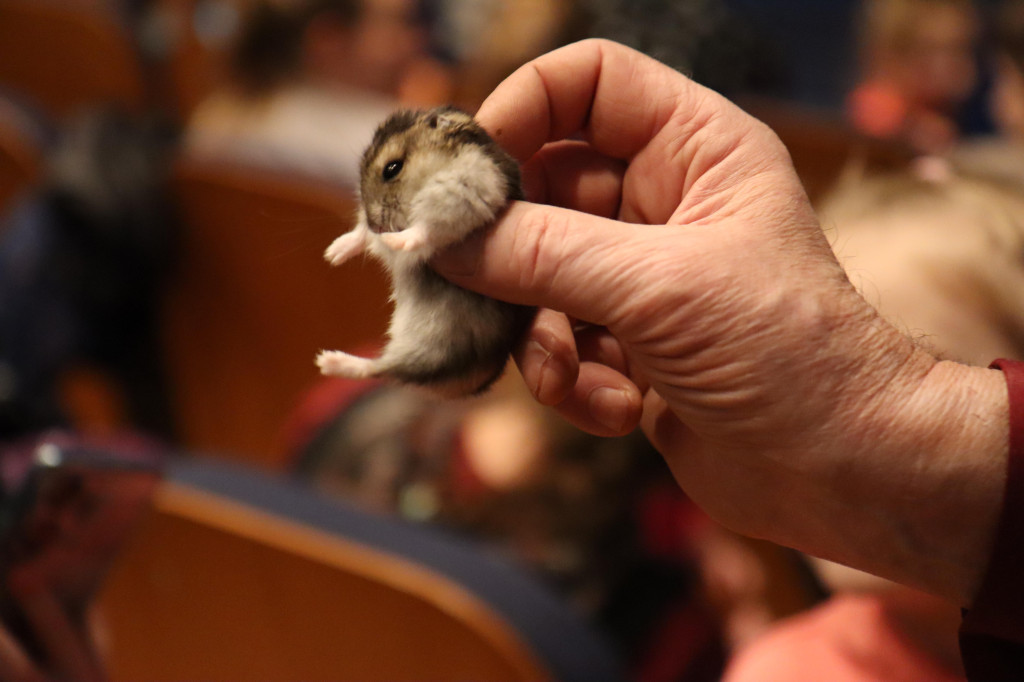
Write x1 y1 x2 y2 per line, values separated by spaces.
382 159 404 181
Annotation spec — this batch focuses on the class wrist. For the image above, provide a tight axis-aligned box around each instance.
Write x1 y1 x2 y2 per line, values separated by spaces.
845 356 1008 604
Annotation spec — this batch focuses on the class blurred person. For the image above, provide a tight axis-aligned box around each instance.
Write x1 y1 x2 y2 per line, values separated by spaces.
427 0 783 146
437 0 586 110
723 589 966 681
987 0 1024 143
0 109 177 440
186 0 452 185
952 0 1024 185
822 166 1024 366
848 0 982 153
582 0 782 98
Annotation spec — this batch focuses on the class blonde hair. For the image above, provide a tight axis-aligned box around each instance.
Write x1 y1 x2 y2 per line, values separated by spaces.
859 0 977 64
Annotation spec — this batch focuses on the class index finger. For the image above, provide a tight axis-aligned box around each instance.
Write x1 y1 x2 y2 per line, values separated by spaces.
476 39 706 163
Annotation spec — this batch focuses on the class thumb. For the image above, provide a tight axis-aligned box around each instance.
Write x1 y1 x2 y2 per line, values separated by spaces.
432 201 648 326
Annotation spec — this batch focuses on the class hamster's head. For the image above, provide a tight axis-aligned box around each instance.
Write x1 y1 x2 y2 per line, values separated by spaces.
358 107 509 233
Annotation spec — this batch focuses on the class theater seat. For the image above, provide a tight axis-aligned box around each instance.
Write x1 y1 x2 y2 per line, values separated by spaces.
164 155 391 468
98 458 626 682
0 0 147 119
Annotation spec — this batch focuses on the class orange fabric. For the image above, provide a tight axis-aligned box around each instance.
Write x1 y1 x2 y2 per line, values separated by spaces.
724 594 964 682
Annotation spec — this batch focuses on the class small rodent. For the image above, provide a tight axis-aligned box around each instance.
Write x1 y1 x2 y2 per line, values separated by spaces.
316 106 536 397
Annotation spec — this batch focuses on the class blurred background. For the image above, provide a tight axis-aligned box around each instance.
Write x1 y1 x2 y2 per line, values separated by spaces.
0 0 1022 680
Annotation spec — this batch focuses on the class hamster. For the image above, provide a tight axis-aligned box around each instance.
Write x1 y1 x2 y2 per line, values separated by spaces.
316 106 536 397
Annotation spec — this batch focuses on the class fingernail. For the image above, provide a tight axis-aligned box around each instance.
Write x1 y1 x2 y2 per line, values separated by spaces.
433 232 484 278
588 387 631 433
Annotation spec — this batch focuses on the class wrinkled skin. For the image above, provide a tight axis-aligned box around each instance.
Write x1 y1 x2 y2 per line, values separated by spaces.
434 39 1008 606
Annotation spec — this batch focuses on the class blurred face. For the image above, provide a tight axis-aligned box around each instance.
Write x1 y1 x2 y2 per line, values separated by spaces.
892 5 979 108
304 0 426 95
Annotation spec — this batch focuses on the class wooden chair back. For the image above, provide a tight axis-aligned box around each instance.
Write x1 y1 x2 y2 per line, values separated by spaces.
164 156 390 468
0 0 147 119
97 460 623 681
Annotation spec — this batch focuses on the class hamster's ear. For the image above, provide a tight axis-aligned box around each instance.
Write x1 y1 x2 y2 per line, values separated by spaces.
427 107 471 130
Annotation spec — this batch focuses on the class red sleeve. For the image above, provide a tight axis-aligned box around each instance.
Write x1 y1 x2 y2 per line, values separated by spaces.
958 358 1024 680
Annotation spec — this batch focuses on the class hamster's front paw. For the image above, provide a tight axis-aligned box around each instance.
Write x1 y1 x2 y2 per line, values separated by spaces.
324 231 364 266
316 350 376 378
380 225 428 253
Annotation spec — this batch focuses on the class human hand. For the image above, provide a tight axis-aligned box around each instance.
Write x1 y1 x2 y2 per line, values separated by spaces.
0 561 105 682
0 444 159 682
434 39 1009 604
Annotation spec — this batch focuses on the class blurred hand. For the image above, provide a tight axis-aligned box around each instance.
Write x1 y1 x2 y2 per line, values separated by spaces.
0 561 104 682
434 39 1008 605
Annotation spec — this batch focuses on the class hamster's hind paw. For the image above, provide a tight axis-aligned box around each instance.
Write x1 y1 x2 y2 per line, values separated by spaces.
316 350 376 378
